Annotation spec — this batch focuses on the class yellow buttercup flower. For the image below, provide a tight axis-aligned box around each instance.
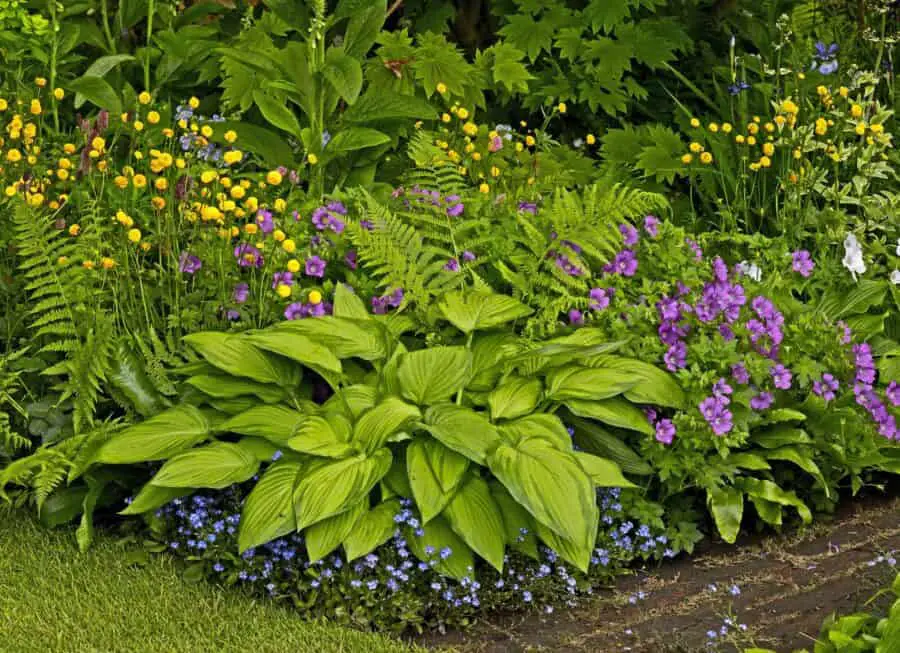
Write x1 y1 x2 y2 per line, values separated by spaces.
63 143 76 154
436 82 447 94
748 123 759 135
244 223 258 235
441 113 451 123
133 120 144 131
82 260 95 270
147 111 160 124
154 178 168 192
855 122 866 135
266 170 283 185
189 96 200 109
57 256 69 265
700 151 713 164
201 206 222 221
689 142 703 153
308 154 318 165
274 198 287 213
735 134 745 144
462 122 478 137
586 133 596 145
230 186 246 199
850 104 863 118
479 183 489 193
138 91 152 105
276 284 292 299
200 170 218 184
27 193 43 207
839 86 849 97
133 174 147 188
53 88 64 100
721 122 732 133
57 169 69 181
814 118 827 136
689 118 700 128
557 102 567 114
287 259 301 273
870 123 884 134
681 153 693 164
6 149 22 162
747 135 756 145
0 99 7 111
308 290 323 305
3 186 16 197
762 142 774 156
525 135 535 147
224 130 238 144
708 122 719 133
68 224 81 236
759 155 771 168
273 229 286 242
100 257 116 270
457 108 469 120
223 150 242 165
782 99 798 114
127 228 141 243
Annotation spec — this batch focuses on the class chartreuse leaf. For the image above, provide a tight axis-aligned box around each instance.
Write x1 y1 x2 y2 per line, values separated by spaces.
92 405 212 464
236 437 279 462
424 404 501 465
239 461 303 553
244 331 342 376
488 437 596 549
490 482 539 560
150 442 259 489
443 474 506 571
498 414 572 451
488 376 543 421
274 317 387 360
322 47 363 104
120 485 190 516
288 414 356 458
407 438 468 523
305 500 367 562
343 499 401 561
398 347 471 405
324 385 378 421
565 414 652 475
332 283 370 321
341 89 436 122
748 495 782 526
218 405 307 447
438 291 532 334
294 449 392 529
766 446 831 498
406 516 474 580
574 452 635 488
352 397 421 453
737 478 812 524
592 357 686 409
185 375 285 403
707 486 743 544
565 397 655 435
534 512 597 573
183 332 297 385
545 367 637 401
325 127 391 154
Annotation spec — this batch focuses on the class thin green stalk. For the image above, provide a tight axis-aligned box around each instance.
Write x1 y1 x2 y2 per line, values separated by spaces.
48 0 59 131
144 0 155 93
100 0 116 53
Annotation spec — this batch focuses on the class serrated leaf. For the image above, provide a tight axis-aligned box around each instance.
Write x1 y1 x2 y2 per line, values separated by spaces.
322 48 363 104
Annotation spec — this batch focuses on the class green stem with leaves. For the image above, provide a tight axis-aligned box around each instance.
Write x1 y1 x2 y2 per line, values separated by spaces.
144 0 155 92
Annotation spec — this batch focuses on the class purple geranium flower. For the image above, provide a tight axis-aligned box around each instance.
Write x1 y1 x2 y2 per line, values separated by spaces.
791 250 814 277
750 392 774 411
589 287 614 311
619 223 639 247
604 250 638 277
178 252 202 275
233 244 263 268
444 258 460 272
731 363 750 385
655 419 676 445
517 201 538 214
812 373 840 402
272 271 294 289
256 209 274 234
232 282 249 304
305 255 326 278
345 249 358 270
462 250 476 262
699 396 733 435
446 202 464 217
643 215 660 237
771 364 793 390
568 309 584 326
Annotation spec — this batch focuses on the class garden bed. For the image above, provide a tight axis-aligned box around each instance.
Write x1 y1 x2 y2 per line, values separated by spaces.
421 491 900 652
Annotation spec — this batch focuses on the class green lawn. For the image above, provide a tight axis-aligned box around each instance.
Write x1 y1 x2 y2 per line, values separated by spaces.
0 509 422 653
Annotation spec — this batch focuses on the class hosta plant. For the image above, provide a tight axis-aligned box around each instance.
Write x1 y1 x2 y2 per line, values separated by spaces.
80 285 684 577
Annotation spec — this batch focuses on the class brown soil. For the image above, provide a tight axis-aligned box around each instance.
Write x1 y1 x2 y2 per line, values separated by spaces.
419 493 900 653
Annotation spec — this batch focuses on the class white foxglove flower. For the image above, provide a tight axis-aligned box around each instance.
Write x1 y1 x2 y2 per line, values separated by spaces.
896 237 900 256
891 269 900 285
736 261 762 281
842 233 866 280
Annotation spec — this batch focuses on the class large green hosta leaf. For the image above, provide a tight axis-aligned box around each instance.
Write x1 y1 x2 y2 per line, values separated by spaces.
423 403 501 465
305 500 367 562
218 405 308 447
239 461 303 553
488 376 543 421
565 414 652 475
588 356 686 409
150 442 259 489
498 413 573 450
288 414 356 458
488 436 596 551
273 317 387 360
574 452 635 488
490 482 539 560
343 499 401 561
352 397 421 453
185 374 286 403
565 397 655 435
707 486 743 544
92 405 212 464
545 366 637 401
407 438 469 523
183 332 298 386
244 331 343 375
294 449 392 529
397 347 471 405
405 515 474 580
437 291 532 334
443 474 506 571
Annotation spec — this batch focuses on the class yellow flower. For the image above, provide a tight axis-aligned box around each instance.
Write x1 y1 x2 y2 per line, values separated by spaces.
764 122 774 132
436 82 447 94
721 122 732 133
525 135 535 147
479 182 489 193
199 125 212 138
57 256 68 265
830 151 841 162
308 290 323 305
708 122 719 133
224 130 238 144
689 141 703 153
586 133 596 145
749 162 760 171
27 193 43 207
266 170 283 185
114 175 129 189
69 223 81 236
759 155 771 168
490 165 500 177
788 172 798 183
272 229 286 242
223 150 242 165
138 91 152 105
851 104 863 118
762 142 774 156
287 259 301 273
0 99 6 111
147 111 160 124
735 134 745 144
91 136 106 151
200 170 218 184
839 86 849 97
798 72 806 80
82 260 95 270
100 257 116 270
793 148 801 159
855 122 866 135
29 99 41 115
690 117 700 128
814 117 827 135
748 123 759 135
557 102 567 114
121 112 130 123
462 122 478 137
441 113 451 123
140 242 151 252
63 143 76 154
201 205 222 221
133 174 147 188
53 88 64 100
747 135 756 145
681 153 693 164
154 178 168 192
133 120 144 131
274 198 287 213
3 185 15 198
472 152 482 161
276 284 292 299
35 77 46 87
281 238 297 253
57 168 69 181
6 149 21 162
457 108 469 119
308 154 318 165
816 85 828 96
127 228 142 243
774 115 786 128
229 186 246 200
189 96 200 109
700 151 713 164
176 157 186 169
870 123 884 134
116 211 133 227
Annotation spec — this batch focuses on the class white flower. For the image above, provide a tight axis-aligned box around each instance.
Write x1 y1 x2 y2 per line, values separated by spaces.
573 138 584 148
896 237 900 257
842 233 866 280
736 260 762 281
891 269 900 285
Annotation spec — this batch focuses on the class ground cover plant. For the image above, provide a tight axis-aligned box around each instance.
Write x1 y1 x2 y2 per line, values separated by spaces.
0 0 898 645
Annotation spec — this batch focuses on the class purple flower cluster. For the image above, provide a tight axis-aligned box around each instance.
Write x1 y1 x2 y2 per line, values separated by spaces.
694 257 746 324
656 295 691 372
232 283 249 304
372 288 404 314
555 252 585 276
311 201 347 233
685 238 703 261
888 381 900 407
589 287 614 311
852 344 897 439
619 223 639 247
791 250 815 277
812 373 839 401
603 250 638 277
284 301 331 320
699 378 734 436
750 392 774 411
655 419 676 445
746 296 784 358
256 209 274 234
731 362 750 385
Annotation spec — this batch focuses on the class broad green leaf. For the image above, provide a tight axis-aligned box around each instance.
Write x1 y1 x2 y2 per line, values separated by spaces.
120 484 190 516
737 478 812 524
342 90 436 122
757 408 807 425
574 452 635 488
236 436 279 462
252 90 302 137
332 283 370 321
565 397 654 435
594 357 686 409
66 75 122 114
74 55 135 107
490 482 539 559
322 48 363 104
274 317 387 360
107 344 170 417
324 385 377 421
326 127 391 154
707 486 743 544
305 500 367 562
443 474 506 571
545 367 637 401
405 515 474 580
424 403 501 465
488 377 542 421
398 347 471 405
77 475 110 551
566 414 652 475
352 397 421 453
92 405 211 464
468 332 522 392
407 438 468 523
218 405 307 447
343 4 384 58
288 414 356 458
726 452 771 471
766 446 830 497
150 442 259 489
438 291 532 334
209 120 294 167
38 486 88 528
183 332 297 385
748 495 782 526
185 375 285 403
294 449 392 529
244 331 342 376
498 414 572 450
239 461 303 552
751 427 813 449
343 499 401 561
488 438 596 549
535 518 595 573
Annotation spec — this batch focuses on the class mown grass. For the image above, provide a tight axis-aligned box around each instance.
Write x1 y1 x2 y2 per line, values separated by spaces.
0 509 420 653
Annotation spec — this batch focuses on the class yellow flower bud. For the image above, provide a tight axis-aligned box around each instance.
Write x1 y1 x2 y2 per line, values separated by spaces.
138 91 152 105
